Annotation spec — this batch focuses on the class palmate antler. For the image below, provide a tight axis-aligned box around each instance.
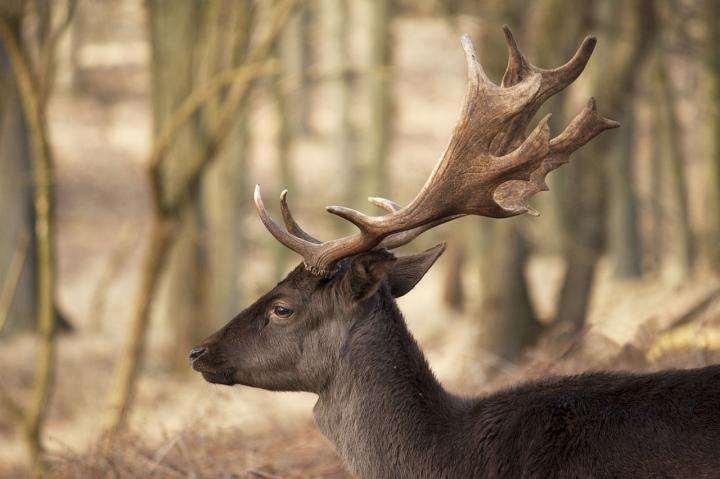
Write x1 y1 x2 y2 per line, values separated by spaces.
254 26 619 277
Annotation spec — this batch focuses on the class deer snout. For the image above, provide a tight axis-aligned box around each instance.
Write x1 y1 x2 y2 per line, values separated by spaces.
189 345 208 364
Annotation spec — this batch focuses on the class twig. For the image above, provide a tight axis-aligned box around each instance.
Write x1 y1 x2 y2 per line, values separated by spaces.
148 433 182 474
38 0 78 105
0 382 24 420
248 470 282 479
134 447 185 478
666 289 720 329
86 224 137 331
104 220 177 431
0 233 30 334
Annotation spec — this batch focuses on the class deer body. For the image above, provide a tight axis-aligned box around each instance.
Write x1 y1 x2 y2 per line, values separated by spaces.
312 284 720 478
193 259 720 478
189 29 718 478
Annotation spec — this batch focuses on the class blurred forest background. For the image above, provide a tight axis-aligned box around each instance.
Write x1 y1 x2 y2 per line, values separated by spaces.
1 0 719 477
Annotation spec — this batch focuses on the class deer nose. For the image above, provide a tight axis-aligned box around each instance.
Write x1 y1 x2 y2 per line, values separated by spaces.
189 345 208 363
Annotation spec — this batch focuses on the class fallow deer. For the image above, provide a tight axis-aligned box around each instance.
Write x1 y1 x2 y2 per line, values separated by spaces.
190 28 720 478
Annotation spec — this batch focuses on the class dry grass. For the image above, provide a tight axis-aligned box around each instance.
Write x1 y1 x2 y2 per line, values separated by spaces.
44 425 349 479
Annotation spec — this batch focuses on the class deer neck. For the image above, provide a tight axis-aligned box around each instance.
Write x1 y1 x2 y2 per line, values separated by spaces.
313 292 460 478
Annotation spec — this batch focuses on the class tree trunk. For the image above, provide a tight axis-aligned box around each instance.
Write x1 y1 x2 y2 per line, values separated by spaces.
704 0 720 272
525 0 584 257
104 221 174 432
554 141 605 329
291 2 313 136
471 7 541 362
654 58 694 282
607 109 642 278
555 0 657 329
0 8 36 334
272 20 294 280
365 0 392 198
442 228 465 312
477 220 542 363
147 0 210 373
321 0 354 206
0 7 60 474
202 0 253 324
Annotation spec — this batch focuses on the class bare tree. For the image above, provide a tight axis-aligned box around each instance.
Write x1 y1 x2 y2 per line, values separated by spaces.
272 11 295 281
0 3 35 333
105 0 298 433
607 108 642 278
705 0 720 272
148 0 208 374
555 0 657 329
321 0 354 206
442 232 466 312
365 0 393 198
0 0 75 472
203 0 254 323
654 55 695 282
472 5 541 363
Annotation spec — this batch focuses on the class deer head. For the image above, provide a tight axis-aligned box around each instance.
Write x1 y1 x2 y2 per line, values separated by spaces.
190 246 444 390
190 27 617 392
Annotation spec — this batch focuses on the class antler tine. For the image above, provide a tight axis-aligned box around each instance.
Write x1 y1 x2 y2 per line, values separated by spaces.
458 34 542 127
541 35 596 96
461 33 493 88
493 98 619 213
365 196 463 249
501 25 533 85
280 190 321 244
254 185 318 254
254 30 617 276
368 196 401 213
378 215 465 250
501 25 596 97
551 97 620 152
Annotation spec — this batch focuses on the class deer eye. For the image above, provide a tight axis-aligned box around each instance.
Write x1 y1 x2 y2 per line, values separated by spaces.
271 304 294 319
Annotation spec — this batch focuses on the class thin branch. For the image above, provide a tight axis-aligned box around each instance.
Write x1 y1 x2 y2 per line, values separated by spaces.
37 0 77 106
146 60 278 174
0 15 46 165
0 382 24 420
0 233 30 335
86 224 137 331
161 0 299 215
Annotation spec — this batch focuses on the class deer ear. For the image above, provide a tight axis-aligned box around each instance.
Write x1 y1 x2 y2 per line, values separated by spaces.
387 243 446 298
342 250 397 302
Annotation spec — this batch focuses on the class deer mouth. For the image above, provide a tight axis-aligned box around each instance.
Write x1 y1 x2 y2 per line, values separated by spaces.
200 370 236 386
190 352 236 385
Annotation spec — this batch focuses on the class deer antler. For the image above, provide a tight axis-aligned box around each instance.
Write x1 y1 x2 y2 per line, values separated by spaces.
254 27 618 277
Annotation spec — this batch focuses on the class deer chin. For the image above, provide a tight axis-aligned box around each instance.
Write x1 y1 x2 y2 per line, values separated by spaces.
200 370 237 386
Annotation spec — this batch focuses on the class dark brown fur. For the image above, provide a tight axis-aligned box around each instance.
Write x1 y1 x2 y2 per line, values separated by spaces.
192 250 720 478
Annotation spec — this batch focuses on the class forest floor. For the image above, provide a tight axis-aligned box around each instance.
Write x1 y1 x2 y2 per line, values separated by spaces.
2 2 720 477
